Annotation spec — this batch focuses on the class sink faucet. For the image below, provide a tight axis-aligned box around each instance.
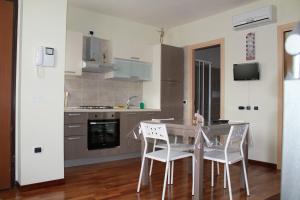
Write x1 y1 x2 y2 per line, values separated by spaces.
126 96 138 109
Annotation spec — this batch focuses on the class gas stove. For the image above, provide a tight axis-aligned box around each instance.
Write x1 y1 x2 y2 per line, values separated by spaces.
79 105 114 109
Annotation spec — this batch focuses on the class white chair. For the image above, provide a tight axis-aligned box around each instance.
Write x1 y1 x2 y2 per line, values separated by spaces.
204 124 250 200
137 122 195 200
149 118 194 185
149 116 221 185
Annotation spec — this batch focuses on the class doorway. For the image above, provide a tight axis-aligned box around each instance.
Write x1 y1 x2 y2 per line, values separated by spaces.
187 38 225 123
194 46 221 123
0 0 17 189
277 22 296 169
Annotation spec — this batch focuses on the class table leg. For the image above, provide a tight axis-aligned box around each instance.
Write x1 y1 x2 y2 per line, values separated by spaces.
194 134 204 199
240 133 249 189
141 139 149 186
183 136 192 174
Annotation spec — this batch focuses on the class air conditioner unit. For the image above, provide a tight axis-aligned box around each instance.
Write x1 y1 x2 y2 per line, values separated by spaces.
232 5 275 30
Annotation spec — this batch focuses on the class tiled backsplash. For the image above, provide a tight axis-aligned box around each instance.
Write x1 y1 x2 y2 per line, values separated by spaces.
65 72 143 107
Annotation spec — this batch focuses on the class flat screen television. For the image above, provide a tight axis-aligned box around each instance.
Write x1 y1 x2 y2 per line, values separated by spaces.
233 62 260 81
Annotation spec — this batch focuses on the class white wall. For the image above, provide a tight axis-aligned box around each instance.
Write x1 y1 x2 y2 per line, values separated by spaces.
165 0 300 163
16 0 67 185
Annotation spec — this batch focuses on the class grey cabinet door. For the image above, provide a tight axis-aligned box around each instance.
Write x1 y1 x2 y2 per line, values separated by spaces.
64 112 87 124
64 136 87 160
141 111 161 121
161 81 183 123
64 124 87 137
161 44 184 82
120 112 143 153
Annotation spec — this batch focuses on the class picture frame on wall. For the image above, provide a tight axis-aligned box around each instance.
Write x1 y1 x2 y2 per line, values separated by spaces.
246 32 255 60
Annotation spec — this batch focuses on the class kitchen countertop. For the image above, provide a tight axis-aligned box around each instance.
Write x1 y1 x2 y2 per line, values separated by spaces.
64 107 161 113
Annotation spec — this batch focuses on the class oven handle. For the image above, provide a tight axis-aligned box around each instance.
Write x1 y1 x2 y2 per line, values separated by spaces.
89 121 118 125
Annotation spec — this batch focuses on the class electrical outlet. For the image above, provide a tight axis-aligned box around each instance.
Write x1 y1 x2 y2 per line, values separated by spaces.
238 106 245 110
34 147 42 153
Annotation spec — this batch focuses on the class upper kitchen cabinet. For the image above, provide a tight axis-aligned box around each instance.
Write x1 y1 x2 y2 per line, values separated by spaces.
65 31 83 76
161 44 184 81
112 41 153 63
105 58 151 81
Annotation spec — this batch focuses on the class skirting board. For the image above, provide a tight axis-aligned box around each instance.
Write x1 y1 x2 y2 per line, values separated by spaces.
16 179 65 191
64 152 141 167
248 159 277 169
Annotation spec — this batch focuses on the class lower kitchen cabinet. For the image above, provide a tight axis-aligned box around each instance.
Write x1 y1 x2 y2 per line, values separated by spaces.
64 111 161 163
120 112 143 153
64 135 86 160
120 111 161 153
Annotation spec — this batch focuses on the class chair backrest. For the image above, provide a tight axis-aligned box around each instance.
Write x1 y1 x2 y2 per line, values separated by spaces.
140 122 169 143
224 124 249 155
194 113 214 147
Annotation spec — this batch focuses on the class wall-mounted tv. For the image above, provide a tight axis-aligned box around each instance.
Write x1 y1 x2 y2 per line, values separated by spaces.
233 62 260 81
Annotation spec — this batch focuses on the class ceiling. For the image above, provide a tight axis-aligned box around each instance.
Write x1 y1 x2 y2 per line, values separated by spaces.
68 0 258 28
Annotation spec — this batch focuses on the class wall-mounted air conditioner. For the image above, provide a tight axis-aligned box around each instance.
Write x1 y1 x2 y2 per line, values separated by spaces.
232 5 276 30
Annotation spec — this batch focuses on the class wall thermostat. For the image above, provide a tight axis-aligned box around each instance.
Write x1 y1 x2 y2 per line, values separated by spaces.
35 46 55 67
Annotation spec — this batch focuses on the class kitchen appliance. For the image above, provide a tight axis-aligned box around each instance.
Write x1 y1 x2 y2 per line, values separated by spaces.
82 31 113 73
87 112 120 150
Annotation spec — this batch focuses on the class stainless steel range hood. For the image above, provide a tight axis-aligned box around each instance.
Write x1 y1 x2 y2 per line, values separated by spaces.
82 31 113 73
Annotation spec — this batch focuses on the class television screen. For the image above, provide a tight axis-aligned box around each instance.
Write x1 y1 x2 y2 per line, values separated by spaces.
233 63 259 81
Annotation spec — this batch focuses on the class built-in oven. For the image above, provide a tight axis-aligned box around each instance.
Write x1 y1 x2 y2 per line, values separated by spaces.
87 112 120 150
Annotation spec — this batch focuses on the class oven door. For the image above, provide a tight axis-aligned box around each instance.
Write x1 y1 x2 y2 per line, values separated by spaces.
88 119 120 150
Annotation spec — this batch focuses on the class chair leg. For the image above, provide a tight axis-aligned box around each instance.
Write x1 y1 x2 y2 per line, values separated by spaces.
162 161 170 200
137 156 146 192
149 159 154 176
224 164 227 189
171 161 174 185
225 163 233 200
149 140 157 176
242 159 250 196
192 157 195 195
168 163 171 185
217 162 220 175
211 161 214 187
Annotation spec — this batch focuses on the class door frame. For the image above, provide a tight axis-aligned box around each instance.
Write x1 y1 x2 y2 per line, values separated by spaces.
277 22 296 169
187 38 225 123
0 0 18 189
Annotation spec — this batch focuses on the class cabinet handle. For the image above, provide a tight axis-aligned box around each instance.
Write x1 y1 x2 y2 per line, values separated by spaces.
127 113 137 115
67 137 81 141
89 122 118 125
147 113 154 115
68 125 81 128
68 113 81 116
65 71 76 74
130 57 140 60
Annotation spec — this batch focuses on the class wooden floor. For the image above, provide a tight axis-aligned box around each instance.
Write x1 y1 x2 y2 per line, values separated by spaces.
0 158 280 200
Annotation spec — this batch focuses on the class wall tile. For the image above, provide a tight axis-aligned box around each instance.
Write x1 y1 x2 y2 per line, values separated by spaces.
64 72 143 106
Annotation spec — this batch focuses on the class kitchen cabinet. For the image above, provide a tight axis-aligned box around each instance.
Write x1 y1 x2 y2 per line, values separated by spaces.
120 112 143 153
105 58 151 81
64 136 86 160
160 45 184 123
112 41 153 63
160 81 183 123
119 111 161 153
161 44 184 81
64 112 88 160
65 31 83 76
